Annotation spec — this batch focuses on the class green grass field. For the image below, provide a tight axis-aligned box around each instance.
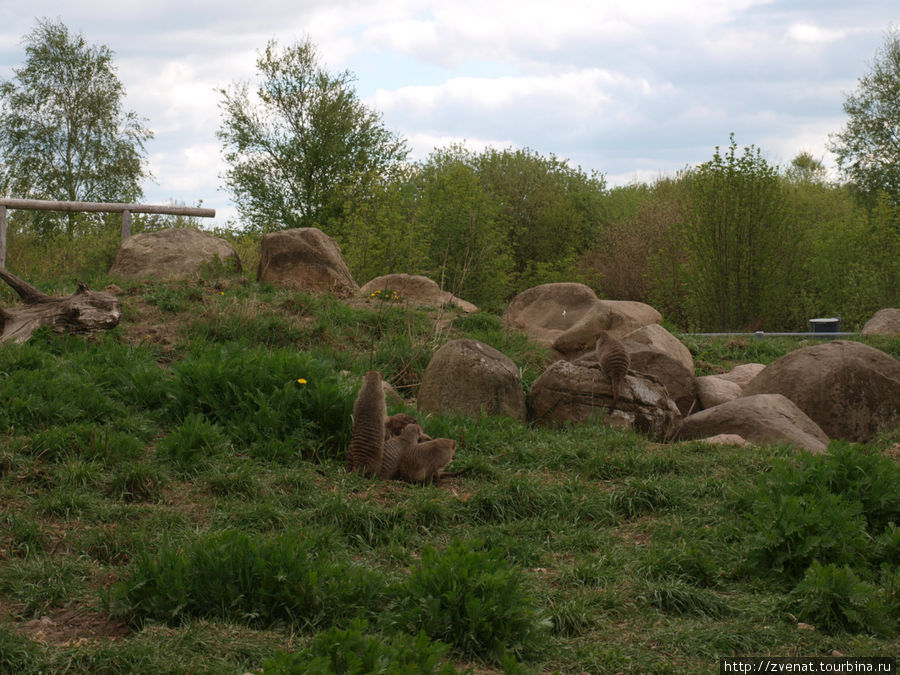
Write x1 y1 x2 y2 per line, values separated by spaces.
0 271 897 673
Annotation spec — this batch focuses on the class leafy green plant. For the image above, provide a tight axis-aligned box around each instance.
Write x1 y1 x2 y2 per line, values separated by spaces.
108 462 167 502
398 539 547 662
262 621 460 674
743 492 869 584
741 444 900 584
788 561 891 635
167 343 353 457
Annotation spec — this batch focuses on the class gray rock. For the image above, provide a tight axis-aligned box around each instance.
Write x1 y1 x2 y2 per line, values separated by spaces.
622 323 693 372
109 228 241 280
679 393 829 454
696 375 743 409
529 358 681 441
257 227 357 296
862 308 900 337
742 340 900 442
418 339 527 422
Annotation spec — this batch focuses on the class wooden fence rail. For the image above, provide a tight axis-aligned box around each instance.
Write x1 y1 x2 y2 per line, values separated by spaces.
0 198 215 268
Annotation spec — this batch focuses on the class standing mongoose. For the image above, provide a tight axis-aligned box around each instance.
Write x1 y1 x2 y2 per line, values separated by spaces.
396 437 457 484
347 371 387 476
379 423 424 480
594 330 630 410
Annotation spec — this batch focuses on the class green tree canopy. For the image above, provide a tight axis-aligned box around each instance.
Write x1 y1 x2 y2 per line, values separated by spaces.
218 37 409 233
829 29 900 204
680 135 798 330
476 147 605 288
0 19 153 235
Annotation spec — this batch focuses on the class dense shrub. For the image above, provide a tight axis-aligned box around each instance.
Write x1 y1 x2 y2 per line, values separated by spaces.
788 562 892 635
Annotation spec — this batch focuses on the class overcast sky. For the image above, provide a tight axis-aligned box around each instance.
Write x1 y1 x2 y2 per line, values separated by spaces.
1 1 897 229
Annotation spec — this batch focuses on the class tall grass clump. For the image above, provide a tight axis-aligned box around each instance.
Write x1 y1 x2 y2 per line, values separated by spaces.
396 539 547 663
154 412 229 475
107 529 389 630
167 343 354 459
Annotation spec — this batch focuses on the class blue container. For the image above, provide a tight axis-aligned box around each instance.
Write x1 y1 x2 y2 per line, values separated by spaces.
809 317 841 337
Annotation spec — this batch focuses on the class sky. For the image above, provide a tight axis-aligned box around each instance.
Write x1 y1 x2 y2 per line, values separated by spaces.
0 0 897 229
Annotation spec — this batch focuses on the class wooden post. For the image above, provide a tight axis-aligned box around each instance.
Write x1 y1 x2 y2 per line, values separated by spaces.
0 205 6 269
121 209 131 241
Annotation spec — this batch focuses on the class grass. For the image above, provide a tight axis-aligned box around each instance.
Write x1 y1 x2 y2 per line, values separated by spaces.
0 270 897 672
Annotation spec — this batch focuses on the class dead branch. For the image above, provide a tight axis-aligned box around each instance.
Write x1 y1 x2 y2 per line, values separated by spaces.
0 268 121 344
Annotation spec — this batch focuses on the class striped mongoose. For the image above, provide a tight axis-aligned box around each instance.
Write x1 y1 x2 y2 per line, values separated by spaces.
594 330 630 410
384 413 432 442
396 437 457 484
347 371 387 476
379 423 424 480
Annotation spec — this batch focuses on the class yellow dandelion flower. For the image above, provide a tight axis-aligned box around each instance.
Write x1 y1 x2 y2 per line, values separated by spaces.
220 291 225 295
297 378 307 384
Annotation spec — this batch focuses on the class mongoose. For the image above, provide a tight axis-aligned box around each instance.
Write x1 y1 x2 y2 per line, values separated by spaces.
594 330 630 410
385 413 419 440
396 437 456 484
379 423 424 480
385 413 432 442
347 371 387 476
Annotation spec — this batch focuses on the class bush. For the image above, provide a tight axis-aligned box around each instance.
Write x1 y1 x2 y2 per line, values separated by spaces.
398 539 546 662
262 622 459 674
788 561 891 635
741 444 899 584
744 492 869 584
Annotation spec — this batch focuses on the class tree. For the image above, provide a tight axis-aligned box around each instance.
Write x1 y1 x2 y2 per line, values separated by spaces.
680 136 798 330
414 145 511 306
0 19 153 236
218 37 409 233
829 29 900 204
785 151 828 184
476 147 605 288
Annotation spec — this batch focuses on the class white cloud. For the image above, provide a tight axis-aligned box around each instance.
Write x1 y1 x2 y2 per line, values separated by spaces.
2 0 897 219
788 23 848 44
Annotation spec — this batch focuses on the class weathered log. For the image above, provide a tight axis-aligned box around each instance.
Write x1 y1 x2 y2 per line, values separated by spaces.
0 268 121 344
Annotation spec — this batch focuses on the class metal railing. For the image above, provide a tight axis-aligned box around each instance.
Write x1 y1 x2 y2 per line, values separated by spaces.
0 197 216 267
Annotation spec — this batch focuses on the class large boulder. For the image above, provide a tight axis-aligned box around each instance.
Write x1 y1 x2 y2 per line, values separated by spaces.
503 283 601 348
695 375 743 409
862 308 900 337
360 274 477 313
622 342 697 416
716 363 766 389
530 358 681 441
679 394 830 454
417 339 527 422
622 323 693 372
257 228 358 296
109 228 241 280
551 300 663 358
742 340 900 442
